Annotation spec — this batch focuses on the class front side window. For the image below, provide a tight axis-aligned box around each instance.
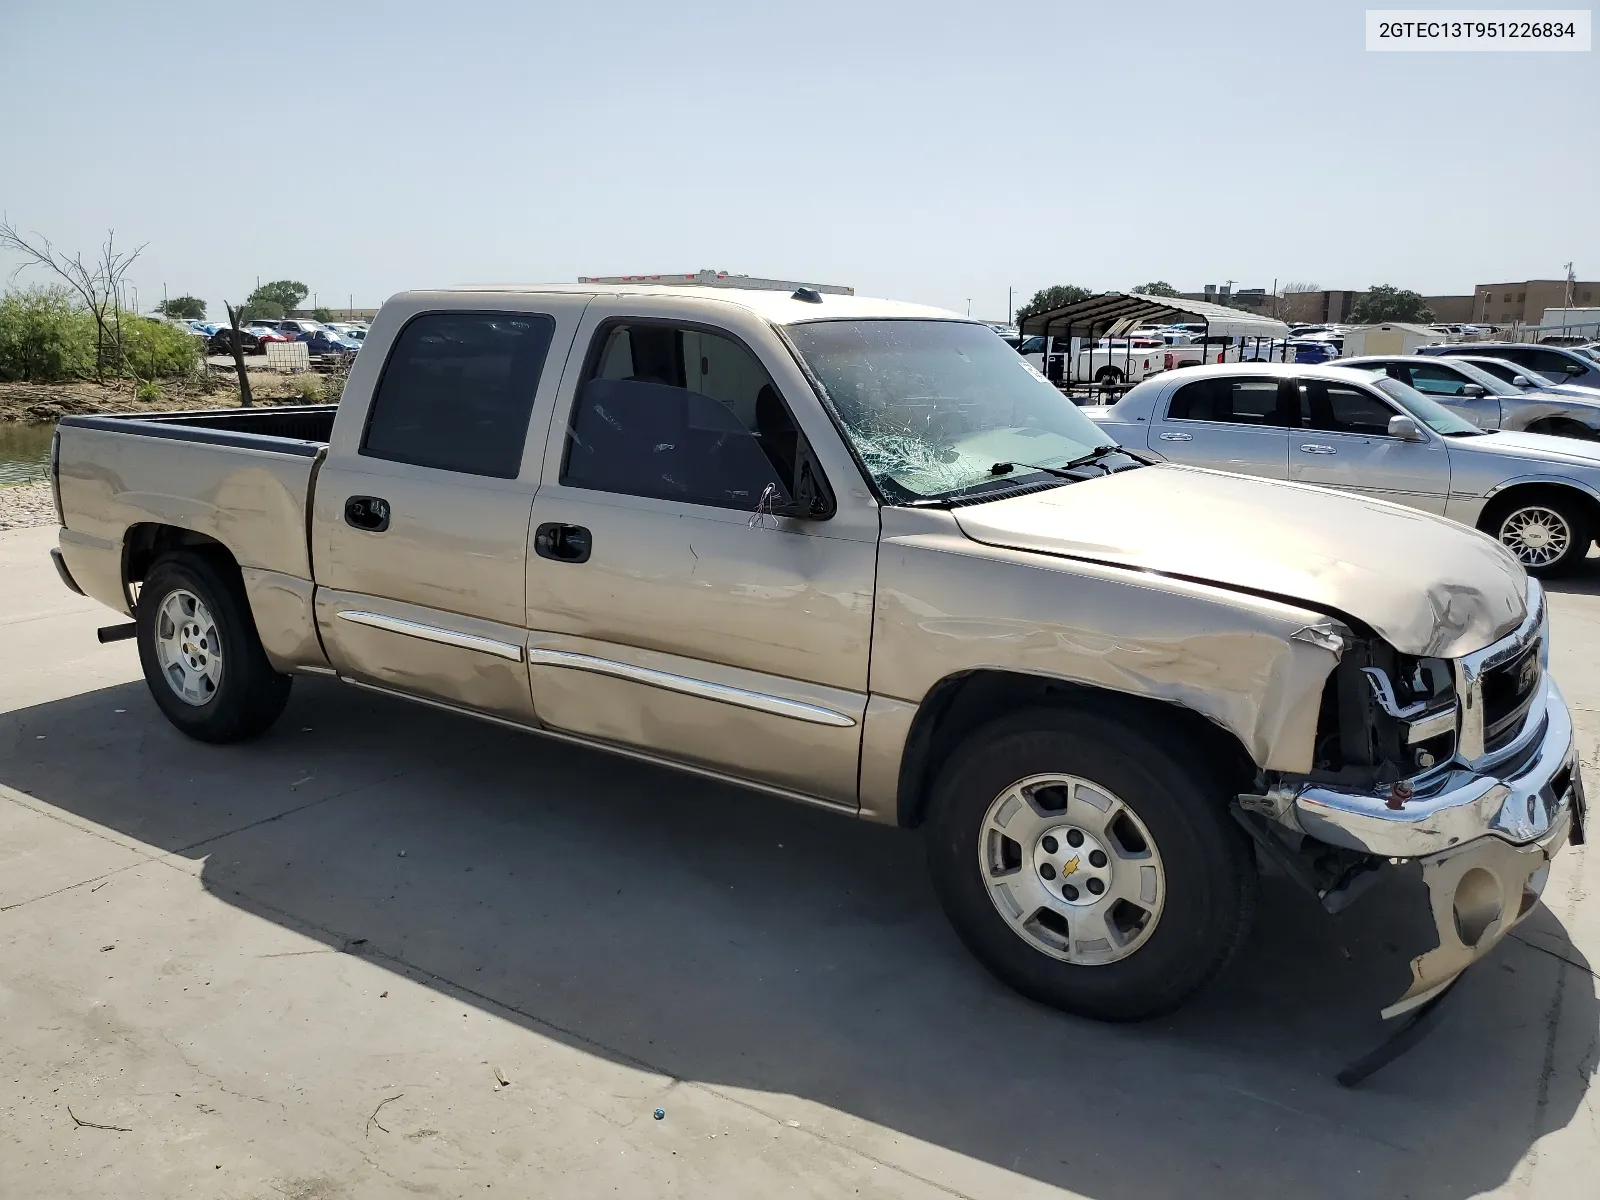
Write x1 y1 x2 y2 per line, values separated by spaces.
1166 377 1285 425
1406 363 1471 396
785 319 1121 502
362 312 555 478
1303 381 1396 436
562 322 804 510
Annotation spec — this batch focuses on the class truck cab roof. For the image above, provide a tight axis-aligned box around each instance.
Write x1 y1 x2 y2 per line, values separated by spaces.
422 283 961 326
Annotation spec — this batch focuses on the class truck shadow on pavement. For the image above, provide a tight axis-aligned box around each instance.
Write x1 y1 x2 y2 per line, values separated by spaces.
2 676 1594 1199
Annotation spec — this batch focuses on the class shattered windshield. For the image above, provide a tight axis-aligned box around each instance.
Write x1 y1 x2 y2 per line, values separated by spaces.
785 320 1120 502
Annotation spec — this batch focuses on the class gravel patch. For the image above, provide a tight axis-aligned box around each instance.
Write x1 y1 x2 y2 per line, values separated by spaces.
0 481 56 531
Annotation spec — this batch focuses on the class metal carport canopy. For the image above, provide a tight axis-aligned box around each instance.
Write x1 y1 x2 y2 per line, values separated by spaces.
1019 291 1290 338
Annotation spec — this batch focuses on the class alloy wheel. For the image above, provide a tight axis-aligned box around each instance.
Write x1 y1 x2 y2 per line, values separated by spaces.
153 588 224 706
1498 505 1572 569
978 773 1165 966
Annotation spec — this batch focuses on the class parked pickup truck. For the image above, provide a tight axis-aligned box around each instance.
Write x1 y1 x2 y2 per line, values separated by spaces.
51 283 1583 1033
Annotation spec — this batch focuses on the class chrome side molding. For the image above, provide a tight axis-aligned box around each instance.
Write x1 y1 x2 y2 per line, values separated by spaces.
527 647 858 728
336 610 525 662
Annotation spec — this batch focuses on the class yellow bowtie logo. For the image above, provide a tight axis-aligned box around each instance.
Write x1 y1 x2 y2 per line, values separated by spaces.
1061 854 1081 878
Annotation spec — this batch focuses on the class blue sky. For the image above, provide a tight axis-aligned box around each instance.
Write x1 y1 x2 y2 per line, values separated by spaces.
2 0 1595 321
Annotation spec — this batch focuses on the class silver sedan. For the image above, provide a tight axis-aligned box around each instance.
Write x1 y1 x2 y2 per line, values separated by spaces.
1087 362 1600 574
1339 354 1600 440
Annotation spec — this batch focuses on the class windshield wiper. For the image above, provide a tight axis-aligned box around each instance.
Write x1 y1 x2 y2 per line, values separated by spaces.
991 445 1124 479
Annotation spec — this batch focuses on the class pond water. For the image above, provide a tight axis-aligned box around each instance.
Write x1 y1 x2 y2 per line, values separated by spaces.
0 421 55 486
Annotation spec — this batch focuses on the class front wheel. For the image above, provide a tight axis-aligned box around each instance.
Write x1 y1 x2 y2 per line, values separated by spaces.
924 708 1256 1021
136 551 292 742
1482 490 1591 576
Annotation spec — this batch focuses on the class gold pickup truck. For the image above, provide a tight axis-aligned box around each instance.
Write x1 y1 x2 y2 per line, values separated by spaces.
48 281 1583 1028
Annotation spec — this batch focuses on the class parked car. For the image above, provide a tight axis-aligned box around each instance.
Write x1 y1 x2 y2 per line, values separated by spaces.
50 284 1581 1030
1340 354 1600 439
304 328 360 356
247 323 295 350
207 327 262 355
1420 342 1600 391
275 318 329 340
1452 356 1600 400
1088 361 1600 573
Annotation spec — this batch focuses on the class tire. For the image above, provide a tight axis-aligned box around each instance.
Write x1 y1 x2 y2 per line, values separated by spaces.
1481 489 1591 576
924 707 1256 1022
136 551 292 742
1094 366 1123 385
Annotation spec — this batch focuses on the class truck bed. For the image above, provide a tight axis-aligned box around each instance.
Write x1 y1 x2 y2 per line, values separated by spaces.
57 403 336 456
53 404 336 623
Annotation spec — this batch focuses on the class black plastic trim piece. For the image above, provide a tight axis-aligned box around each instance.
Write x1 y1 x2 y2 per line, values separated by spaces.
50 547 84 596
56 414 325 457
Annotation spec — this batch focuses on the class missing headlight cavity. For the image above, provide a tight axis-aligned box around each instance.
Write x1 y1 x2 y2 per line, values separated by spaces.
1311 640 1456 789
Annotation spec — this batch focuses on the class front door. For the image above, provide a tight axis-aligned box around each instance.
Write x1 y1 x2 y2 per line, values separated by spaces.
522 298 879 807
1145 374 1292 478
1288 377 1451 512
313 299 585 720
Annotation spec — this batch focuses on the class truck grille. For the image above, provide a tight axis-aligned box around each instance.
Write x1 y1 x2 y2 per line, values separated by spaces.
1482 641 1541 753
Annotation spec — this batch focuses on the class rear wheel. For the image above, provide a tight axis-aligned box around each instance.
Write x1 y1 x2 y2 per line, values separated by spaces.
136 551 292 742
924 708 1256 1021
1481 489 1591 576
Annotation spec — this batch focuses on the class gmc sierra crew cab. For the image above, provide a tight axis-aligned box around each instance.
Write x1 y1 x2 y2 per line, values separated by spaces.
49 280 1583 1041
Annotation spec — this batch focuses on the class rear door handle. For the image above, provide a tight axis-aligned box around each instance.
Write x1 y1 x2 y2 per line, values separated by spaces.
344 495 391 531
1158 431 1193 441
1299 444 1337 454
534 523 592 563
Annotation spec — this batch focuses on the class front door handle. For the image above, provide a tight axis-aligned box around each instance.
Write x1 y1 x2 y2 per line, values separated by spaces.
344 495 391 531
534 522 592 563
1299 444 1337 455
1158 431 1193 441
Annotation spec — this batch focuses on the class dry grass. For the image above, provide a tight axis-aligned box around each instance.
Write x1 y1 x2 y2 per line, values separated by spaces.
0 367 333 423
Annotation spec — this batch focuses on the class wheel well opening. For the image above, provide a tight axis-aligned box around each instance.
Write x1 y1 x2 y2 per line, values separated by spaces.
894 670 1257 829
123 524 238 606
1479 483 1600 540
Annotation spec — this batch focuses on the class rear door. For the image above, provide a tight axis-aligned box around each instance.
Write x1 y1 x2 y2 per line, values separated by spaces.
1145 374 1294 478
1288 377 1450 512
312 297 586 720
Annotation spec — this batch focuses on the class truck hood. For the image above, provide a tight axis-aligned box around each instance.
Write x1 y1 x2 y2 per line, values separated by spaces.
951 464 1528 658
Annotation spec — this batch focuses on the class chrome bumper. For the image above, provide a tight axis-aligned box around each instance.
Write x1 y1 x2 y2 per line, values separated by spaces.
1292 677 1580 860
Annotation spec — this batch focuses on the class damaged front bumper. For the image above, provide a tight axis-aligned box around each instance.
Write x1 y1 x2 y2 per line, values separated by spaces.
1262 676 1584 1017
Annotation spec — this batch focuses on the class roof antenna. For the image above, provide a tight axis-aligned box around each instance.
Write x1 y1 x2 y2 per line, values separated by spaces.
791 287 823 304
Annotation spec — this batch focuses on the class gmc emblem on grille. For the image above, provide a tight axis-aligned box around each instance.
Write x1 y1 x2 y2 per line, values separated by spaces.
1518 654 1539 696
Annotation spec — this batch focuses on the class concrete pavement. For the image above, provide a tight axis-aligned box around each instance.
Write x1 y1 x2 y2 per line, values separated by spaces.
1 520 1597 1198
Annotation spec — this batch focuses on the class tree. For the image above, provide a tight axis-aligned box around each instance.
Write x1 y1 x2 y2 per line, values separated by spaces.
1349 284 1434 324
312 306 334 323
158 295 206 320
246 279 309 319
1014 284 1092 324
223 301 253 408
0 220 145 382
1133 281 1180 297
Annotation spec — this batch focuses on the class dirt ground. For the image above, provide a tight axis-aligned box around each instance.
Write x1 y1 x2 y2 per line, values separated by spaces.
0 367 338 423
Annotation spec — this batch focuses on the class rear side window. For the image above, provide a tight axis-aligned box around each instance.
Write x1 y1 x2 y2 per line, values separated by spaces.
362 312 555 478
562 321 802 509
1166 377 1284 425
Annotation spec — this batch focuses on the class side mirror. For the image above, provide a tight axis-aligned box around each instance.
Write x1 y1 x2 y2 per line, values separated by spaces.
1387 414 1425 441
1565 363 1586 375
1462 383 1487 397
1512 374 1533 388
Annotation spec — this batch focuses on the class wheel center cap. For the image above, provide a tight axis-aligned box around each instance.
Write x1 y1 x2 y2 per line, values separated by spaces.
1033 825 1114 907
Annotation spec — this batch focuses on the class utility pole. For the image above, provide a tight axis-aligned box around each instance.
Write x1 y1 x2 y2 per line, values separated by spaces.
1008 286 1013 325
966 298 971 317
1565 261 1575 309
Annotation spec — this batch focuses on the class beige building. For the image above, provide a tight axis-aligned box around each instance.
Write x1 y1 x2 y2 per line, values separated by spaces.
1473 280 1599 327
